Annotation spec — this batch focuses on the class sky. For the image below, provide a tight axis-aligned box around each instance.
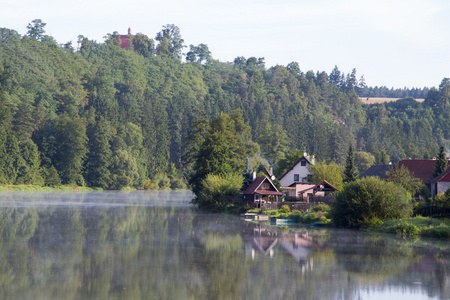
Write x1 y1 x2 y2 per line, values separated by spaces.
2 0 450 89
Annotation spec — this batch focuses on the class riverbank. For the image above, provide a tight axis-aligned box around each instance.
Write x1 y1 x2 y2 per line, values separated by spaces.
0 184 104 192
367 216 450 239
245 204 332 225
244 205 450 239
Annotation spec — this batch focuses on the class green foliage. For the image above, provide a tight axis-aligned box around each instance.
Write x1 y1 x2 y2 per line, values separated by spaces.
189 110 255 198
421 223 450 238
26 19 46 40
0 23 449 193
385 164 424 196
433 146 448 178
384 222 420 236
308 161 343 191
300 212 330 224
312 204 331 213
109 150 139 190
343 145 358 183
354 151 375 173
332 177 413 228
280 205 290 214
193 173 243 211
151 173 171 190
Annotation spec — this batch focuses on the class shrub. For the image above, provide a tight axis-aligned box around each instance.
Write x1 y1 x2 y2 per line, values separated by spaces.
193 172 243 211
332 177 413 228
312 204 331 213
277 213 289 219
301 212 318 224
280 205 291 214
287 210 302 221
421 223 450 238
385 222 420 236
363 217 383 228
261 209 279 215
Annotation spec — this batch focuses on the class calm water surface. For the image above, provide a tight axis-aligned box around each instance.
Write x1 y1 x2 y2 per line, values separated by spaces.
0 191 448 300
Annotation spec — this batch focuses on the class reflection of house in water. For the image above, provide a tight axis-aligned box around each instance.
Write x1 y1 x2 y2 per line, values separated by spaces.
244 223 278 259
243 223 315 272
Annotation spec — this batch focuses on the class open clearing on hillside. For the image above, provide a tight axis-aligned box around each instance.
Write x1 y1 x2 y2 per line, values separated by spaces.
359 97 424 104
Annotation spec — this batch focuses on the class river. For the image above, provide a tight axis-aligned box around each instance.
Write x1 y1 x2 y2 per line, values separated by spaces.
0 191 448 299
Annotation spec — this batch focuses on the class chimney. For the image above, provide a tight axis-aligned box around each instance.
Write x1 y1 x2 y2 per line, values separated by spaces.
311 155 315 165
252 171 256 181
128 27 131 35
269 166 273 176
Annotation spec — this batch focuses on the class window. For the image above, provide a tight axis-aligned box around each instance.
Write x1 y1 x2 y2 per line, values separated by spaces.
300 160 307 167
294 174 299 181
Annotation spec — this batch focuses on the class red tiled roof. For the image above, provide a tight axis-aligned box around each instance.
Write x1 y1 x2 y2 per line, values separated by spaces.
243 177 281 195
297 180 339 193
119 35 130 49
398 160 440 184
431 167 450 183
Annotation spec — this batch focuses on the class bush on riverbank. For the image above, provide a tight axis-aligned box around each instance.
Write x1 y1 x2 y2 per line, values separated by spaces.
332 177 413 228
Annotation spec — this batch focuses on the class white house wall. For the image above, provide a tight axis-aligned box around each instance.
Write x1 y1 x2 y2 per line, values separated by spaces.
280 160 311 187
437 182 450 195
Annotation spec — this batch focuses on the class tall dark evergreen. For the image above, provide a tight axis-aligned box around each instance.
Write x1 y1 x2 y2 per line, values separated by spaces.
433 146 448 178
343 145 358 183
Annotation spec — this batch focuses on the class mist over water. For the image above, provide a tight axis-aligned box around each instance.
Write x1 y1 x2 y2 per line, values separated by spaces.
0 191 447 300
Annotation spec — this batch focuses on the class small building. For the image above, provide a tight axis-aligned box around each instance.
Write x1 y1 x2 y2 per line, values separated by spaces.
279 153 315 187
431 168 450 198
284 180 338 202
117 27 134 49
360 165 390 179
243 176 283 206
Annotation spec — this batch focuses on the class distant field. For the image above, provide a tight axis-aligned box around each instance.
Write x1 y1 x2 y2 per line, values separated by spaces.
359 97 424 104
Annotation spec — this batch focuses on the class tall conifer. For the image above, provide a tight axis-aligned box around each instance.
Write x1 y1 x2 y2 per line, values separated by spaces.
343 144 358 183
433 146 448 178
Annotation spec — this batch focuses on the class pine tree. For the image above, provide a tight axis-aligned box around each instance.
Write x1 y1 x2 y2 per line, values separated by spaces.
343 144 358 183
433 146 448 178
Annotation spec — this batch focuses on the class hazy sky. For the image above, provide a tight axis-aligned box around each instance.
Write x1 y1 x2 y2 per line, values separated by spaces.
2 0 450 89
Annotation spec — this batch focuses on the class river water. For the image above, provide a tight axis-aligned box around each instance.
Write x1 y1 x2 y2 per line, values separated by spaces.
0 191 448 300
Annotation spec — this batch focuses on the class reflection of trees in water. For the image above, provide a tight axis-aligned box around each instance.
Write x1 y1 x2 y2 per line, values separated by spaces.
0 194 448 299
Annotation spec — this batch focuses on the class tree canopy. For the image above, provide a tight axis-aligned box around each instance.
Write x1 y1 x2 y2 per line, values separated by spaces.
0 21 447 192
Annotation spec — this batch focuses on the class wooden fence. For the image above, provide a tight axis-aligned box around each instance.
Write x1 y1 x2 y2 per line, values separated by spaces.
251 201 320 212
418 206 450 218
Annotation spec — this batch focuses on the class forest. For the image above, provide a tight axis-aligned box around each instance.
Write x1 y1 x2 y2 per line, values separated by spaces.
0 20 449 190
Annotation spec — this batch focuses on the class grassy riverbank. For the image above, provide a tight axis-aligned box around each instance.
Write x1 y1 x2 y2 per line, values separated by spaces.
367 216 450 239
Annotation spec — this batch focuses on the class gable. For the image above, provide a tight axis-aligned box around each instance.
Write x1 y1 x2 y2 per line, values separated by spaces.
244 177 281 195
279 157 313 186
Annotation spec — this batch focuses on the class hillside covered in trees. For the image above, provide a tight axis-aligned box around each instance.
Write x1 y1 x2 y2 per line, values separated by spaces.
0 21 448 189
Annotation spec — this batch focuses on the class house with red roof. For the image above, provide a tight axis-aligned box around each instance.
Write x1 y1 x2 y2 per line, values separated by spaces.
431 168 450 198
397 159 440 184
117 27 134 49
243 176 283 205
